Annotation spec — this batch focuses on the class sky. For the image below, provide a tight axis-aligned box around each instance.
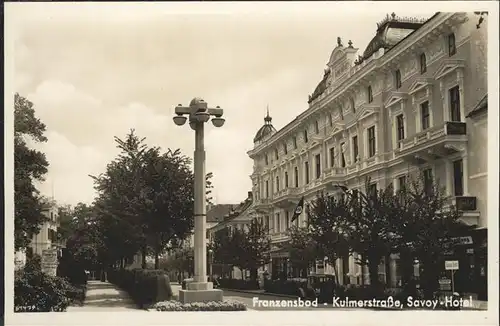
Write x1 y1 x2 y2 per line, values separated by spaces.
8 2 439 207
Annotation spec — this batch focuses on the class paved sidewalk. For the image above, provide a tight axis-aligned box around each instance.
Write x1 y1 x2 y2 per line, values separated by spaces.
67 280 144 312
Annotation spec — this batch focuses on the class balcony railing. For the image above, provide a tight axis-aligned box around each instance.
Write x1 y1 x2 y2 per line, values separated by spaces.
453 196 477 211
270 231 290 242
399 121 467 152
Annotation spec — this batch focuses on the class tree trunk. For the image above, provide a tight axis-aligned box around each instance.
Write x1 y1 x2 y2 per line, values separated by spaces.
250 268 258 281
154 251 160 270
400 250 415 289
367 254 380 288
420 256 439 299
141 246 147 269
332 262 341 286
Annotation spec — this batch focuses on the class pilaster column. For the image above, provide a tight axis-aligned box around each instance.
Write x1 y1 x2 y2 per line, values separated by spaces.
445 159 453 196
463 154 469 195
457 69 465 121
440 80 448 121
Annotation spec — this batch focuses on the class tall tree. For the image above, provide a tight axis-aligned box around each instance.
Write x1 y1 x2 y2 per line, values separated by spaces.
391 175 473 299
339 180 399 289
90 130 194 269
14 93 50 250
284 225 318 278
235 219 271 281
308 193 351 285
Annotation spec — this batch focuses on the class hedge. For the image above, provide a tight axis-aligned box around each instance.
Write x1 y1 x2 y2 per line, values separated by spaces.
14 256 84 312
218 278 260 290
107 268 173 308
264 279 306 296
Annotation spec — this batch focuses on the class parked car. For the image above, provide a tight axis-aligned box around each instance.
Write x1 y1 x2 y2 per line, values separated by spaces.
303 274 336 303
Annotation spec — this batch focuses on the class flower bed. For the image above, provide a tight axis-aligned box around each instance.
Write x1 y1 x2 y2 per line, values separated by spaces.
153 300 247 311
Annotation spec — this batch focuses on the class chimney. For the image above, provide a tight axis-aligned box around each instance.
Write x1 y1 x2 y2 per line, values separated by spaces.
247 191 253 199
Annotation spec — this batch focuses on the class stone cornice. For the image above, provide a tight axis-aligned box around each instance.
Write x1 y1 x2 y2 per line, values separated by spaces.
249 12 463 157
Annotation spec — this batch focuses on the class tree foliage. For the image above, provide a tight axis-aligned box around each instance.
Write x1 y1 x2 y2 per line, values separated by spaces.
14 93 50 250
89 130 194 269
284 225 318 277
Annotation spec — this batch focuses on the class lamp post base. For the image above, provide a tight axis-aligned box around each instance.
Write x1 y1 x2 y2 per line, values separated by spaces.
178 285 223 304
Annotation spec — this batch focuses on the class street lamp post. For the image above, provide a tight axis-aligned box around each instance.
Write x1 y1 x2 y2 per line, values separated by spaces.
173 97 224 303
208 248 214 280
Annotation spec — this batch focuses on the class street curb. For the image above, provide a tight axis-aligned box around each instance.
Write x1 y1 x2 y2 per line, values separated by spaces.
220 288 298 299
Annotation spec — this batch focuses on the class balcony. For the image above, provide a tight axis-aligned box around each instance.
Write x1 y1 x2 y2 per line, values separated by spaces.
396 122 467 163
272 187 301 209
323 167 347 190
270 231 290 243
445 195 479 226
254 198 272 214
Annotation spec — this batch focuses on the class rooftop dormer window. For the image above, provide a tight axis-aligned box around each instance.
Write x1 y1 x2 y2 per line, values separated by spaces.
304 129 308 143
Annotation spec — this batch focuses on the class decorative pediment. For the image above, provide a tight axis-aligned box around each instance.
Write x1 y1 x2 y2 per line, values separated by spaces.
384 92 408 108
408 78 434 95
434 59 466 80
355 104 380 122
331 122 345 136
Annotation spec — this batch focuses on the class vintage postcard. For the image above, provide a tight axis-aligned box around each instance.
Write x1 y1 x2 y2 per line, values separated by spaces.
3 1 498 325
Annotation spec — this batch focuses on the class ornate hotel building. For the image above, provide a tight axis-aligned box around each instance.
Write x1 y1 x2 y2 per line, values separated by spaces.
247 12 488 298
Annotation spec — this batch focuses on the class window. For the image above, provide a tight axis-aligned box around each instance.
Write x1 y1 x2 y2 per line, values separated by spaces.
276 213 281 232
329 113 333 126
421 101 430 130
420 53 427 74
368 183 377 198
275 148 279 160
293 137 297 149
294 166 299 187
352 136 359 162
395 69 402 89
339 106 344 120
303 130 308 143
265 155 269 165
265 180 269 198
329 147 335 167
448 33 456 56
276 176 280 192
283 142 287 155
367 85 373 103
351 98 356 113
315 120 319 134
449 86 461 121
305 161 310 184
284 171 289 188
398 175 407 191
453 159 464 196
285 211 290 229
315 154 321 179
367 126 376 157
396 114 405 143
423 168 433 195
340 143 346 167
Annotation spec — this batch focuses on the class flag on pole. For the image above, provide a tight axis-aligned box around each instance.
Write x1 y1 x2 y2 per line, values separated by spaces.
291 196 305 223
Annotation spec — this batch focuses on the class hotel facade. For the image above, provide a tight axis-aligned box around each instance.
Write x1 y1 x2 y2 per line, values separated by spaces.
247 12 488 298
